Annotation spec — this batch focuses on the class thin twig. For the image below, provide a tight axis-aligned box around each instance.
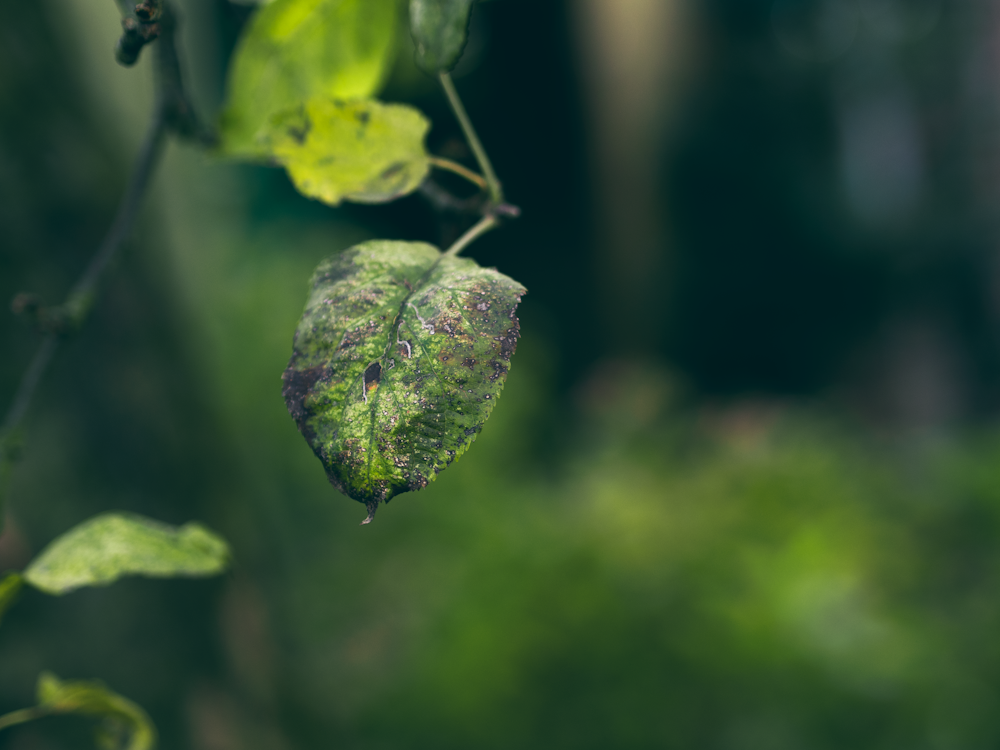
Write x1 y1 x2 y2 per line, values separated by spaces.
444 215 500 258
2 103 167 416
418 178 485 215
116 0 163 66
0 101 169 507
0 337 57 444
64 103 169 326
0 0 202 534
427 156 488 190
439 72 503 204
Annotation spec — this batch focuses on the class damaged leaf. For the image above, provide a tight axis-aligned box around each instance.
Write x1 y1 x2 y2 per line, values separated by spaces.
282 239 525 522
221 0 399 155
260 98 431 205
24 513 230 595
410 0 475 73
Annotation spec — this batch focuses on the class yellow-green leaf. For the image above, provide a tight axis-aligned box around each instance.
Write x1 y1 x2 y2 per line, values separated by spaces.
23 513 230 595
260 98 431 206
221 0 399 156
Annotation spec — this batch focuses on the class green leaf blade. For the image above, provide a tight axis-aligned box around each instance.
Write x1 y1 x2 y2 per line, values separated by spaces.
261 98 431 206
410 0 475 73
23 513 230 595
221 0 399 156
282 240 525 520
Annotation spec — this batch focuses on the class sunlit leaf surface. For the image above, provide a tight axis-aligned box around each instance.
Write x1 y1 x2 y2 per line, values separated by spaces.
221 0 398 155
410 0 475 73
259 98 430 206
283 240 525 521
23 513 230 595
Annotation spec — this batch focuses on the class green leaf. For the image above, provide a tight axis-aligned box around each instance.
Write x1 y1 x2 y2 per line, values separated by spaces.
221 0 400 156
409 0 475 73
23 513 230 595
259 98 431 206
0 572 23 625
0 673 155 750
282 239 525 522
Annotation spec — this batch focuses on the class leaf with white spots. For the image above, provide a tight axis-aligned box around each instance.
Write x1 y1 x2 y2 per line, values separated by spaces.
282 239 525 522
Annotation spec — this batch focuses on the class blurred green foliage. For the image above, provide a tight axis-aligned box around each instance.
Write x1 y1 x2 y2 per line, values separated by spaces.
4 0 1000 749
23 513 230 595
0 672 156 750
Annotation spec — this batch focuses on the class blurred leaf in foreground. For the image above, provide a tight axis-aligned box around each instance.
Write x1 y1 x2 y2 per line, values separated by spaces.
260 98 430 205
410 0 475 73
283 240 525 521
0 572 22 625
23 513 229 595
221 0 399 155
0 672 155 750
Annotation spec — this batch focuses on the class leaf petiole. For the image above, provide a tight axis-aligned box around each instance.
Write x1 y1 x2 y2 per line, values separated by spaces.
0 707 50 733
444 215 499 257
428 156 488 190
439 72 503 204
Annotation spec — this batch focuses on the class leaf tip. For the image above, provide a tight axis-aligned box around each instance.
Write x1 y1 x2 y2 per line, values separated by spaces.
361 502 378 526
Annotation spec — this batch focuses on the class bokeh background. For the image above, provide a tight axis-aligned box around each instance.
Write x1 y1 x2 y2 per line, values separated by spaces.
5 0 1000 747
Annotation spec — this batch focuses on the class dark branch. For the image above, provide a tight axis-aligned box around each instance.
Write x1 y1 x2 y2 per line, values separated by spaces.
154 4 214 144
0 0 210 527
116 0 162 66
63 102 169 330
0 337 57 458
418 177 486 215
0 107 168 518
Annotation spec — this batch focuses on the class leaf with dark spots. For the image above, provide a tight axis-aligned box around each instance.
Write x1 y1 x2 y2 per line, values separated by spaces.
258 98 430 206
286 113 311 144
410 0 475 73
220 0 398 156
282 240 526 522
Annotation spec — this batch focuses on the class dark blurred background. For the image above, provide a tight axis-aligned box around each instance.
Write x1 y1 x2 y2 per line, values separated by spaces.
5 0 1000 747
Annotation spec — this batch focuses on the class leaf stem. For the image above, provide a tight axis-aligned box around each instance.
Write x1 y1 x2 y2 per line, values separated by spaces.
0 707 50 733
427 157 488 191
439 72 503 204
444 215 499 258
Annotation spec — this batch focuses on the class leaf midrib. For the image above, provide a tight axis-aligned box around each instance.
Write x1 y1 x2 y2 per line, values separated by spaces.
365 250 457 495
